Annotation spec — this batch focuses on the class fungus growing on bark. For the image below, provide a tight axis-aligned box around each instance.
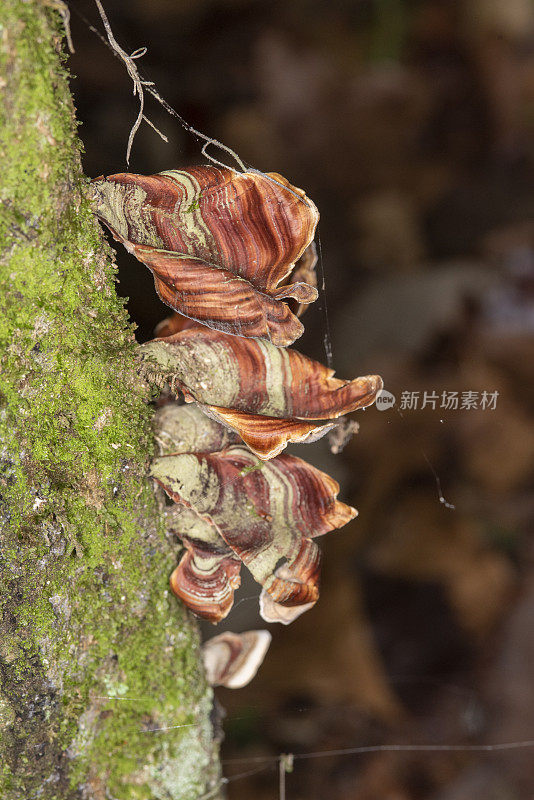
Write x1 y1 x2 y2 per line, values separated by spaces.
91 167 319 345
142 324 383 459
152 404 356 622
93 165 381 629
202 630 272 688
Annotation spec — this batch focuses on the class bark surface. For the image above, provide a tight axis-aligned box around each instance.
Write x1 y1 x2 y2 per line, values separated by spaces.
0 3 221 798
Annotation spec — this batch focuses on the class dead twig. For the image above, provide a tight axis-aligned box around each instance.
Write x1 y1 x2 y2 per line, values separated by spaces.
93 0 167 163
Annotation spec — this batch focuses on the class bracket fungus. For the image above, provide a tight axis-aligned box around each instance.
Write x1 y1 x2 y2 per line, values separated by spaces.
202 630 272 688
152 404 356 623
92 164 382 632
142 324 383 459
91 166 319 346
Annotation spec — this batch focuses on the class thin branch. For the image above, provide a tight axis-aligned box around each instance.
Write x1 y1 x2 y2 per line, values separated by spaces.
72 2 246 170
93 0 165 164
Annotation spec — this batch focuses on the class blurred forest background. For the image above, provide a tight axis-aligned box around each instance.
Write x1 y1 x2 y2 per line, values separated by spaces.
70 1 534 797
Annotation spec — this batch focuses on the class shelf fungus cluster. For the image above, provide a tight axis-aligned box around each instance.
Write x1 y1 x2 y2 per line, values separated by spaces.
93 166 382 685
151 403 356 624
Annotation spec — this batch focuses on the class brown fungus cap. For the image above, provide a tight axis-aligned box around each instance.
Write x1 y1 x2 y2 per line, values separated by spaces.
92 167 319 346
202 630 272 688
142 324 382 459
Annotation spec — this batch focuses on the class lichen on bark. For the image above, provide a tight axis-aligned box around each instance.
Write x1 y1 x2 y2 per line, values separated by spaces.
0 2 221 798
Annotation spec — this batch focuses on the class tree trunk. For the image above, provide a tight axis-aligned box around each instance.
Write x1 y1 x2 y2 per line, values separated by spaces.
0 3 221 798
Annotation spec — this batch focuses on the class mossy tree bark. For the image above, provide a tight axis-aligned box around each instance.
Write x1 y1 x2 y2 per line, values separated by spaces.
0 3 221 798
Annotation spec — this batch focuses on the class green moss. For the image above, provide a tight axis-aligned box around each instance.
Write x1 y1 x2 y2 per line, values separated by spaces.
0 2 220 798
